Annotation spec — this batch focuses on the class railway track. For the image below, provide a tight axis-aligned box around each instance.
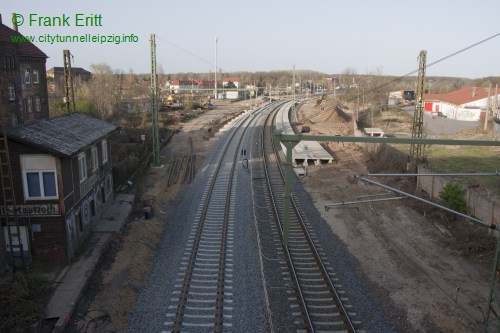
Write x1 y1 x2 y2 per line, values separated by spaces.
163 110 255 332
258 101 360 332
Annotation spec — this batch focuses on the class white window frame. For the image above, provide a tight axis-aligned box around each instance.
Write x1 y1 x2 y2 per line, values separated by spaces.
101 139 108 164
23 170 59 200
91 146 98 171
78 152 87 183
33 69 39 84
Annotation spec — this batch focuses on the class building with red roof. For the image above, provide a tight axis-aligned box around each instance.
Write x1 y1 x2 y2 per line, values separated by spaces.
423 86 499 121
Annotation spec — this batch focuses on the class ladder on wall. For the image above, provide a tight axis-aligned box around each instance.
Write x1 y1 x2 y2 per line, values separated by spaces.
0 98 27 272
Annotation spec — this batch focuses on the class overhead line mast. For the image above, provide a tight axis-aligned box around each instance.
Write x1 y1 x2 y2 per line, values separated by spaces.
409 50 427 168
150 34 160 167
63 49 76 113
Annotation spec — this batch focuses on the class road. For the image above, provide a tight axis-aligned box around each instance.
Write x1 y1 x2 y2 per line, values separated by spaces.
402 106 481 135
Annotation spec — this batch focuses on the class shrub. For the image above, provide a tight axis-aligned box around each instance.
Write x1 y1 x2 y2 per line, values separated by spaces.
439 183 466 213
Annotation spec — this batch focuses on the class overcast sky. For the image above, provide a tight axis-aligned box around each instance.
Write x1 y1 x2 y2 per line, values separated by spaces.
3 0 500 78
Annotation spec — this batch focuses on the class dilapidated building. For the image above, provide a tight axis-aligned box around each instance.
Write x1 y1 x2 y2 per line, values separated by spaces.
4 113 118 264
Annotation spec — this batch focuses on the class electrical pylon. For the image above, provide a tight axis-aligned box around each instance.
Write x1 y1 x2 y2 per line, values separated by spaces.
409 50 427 166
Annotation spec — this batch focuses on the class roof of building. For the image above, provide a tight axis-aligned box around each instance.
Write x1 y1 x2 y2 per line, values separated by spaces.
47 67 92 74
424 87 497 105
8 113 118 157
0 15 48 58
223 77 240 82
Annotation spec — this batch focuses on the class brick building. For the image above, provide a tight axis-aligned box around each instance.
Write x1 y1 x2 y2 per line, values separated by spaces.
1 14 119 267
0 14 49 128
46 67 91 99
5 113 118 264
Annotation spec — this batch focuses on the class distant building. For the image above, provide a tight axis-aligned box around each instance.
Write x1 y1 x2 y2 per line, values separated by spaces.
0 14 49 128
47 67 92 99
222 77 240 89
222 78 242 100
424 87 500 121
165 80 215 94
4 113 118 264
388 90 415 106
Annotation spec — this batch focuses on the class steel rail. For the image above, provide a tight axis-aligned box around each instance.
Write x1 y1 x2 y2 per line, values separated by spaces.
269 103 357 332
261 102 315 332
172 111 252 332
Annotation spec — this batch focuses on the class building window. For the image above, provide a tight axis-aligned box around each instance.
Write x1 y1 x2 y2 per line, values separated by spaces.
35 95 41 112
91 146 98 171
4 55 14 69
8 83 15 101
21 155 59 200
24 68 31 84
101 139 108 164
33 69 39 84
26 96 33 113
25 171 57 198
78 152 87 182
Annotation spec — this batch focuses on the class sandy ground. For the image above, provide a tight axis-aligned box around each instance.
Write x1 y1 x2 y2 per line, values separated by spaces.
74 98 494 332
298 99 493 332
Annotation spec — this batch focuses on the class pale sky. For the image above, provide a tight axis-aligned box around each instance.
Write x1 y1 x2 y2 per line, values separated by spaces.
3 0 500 78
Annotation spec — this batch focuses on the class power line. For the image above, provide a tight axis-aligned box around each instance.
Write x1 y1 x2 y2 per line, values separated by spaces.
279 32 500 133
155 35 214 67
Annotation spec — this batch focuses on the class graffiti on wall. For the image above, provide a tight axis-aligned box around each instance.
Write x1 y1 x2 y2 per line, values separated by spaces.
65 171 114 260
456 108 481 121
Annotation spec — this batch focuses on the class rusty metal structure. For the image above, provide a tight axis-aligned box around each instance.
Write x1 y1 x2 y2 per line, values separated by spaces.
63 49 76 112
409 50 427 165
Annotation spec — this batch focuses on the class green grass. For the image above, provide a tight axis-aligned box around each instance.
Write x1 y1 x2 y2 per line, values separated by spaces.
427 144 500 196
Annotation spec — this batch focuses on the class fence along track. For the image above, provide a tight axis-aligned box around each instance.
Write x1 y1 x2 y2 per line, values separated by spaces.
261 102 359 332
165 111 253 332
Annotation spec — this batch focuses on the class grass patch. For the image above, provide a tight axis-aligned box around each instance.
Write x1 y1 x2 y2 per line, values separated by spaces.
428 144 500 196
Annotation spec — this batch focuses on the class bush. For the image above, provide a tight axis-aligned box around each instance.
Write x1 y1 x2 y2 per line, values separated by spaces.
439 183 466 213
0 274 51 332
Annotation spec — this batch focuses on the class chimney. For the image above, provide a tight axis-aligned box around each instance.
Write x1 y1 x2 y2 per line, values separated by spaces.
472 87 476 97
0 14 2 25
12 13 18 32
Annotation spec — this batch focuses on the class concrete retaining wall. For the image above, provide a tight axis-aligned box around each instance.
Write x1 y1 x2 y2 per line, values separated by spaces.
418 164 500 225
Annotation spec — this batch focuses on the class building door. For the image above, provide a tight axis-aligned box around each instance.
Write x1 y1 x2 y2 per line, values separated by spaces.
3 226 30 266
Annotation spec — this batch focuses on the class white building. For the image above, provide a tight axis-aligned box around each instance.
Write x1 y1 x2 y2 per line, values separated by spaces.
424 87 500 121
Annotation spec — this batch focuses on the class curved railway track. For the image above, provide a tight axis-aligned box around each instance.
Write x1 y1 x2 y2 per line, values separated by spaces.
259 101 360 332
164 110 255 332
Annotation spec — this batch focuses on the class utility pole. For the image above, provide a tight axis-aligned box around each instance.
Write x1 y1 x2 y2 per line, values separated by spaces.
484 83 492 131
150 34 160 167
409 50 427 169
214 37 218 99
63 50 75 112
292 65 296 123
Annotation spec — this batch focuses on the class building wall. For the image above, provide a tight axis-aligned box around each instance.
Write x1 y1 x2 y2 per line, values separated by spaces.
425 101 482 121
0 41 22 127
18 56 49 124
2 136 114 264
